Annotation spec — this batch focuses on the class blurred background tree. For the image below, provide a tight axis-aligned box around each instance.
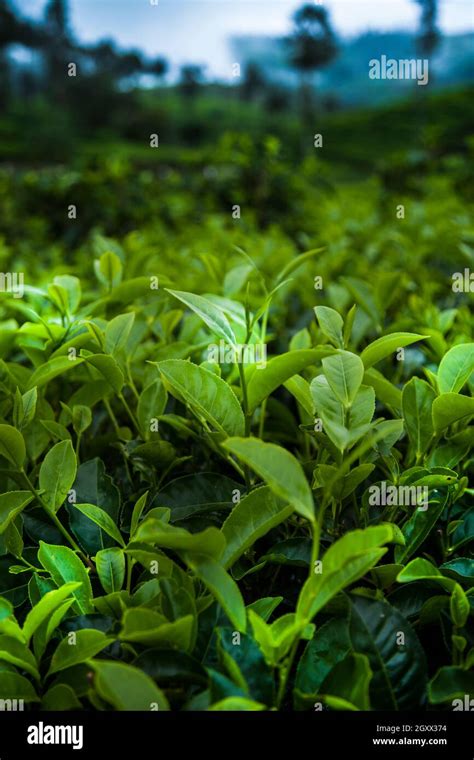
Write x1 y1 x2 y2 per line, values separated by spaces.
43 0 73 102
414 0 440 83
240 62 266 102
179 64 204 99
415 0 440 57
286 4 338 117
0 0 471 163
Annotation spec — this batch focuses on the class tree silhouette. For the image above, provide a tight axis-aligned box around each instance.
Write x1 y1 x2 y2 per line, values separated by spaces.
415 0 440 56
42 0 74 101
240 62 266 101
0 0 43 47
414 0 440 72
0 1 44 106
287 4 338 114
44 0 70 40
147 56 168 82
179 64 204 99
89 40 120 75
116 50 144 79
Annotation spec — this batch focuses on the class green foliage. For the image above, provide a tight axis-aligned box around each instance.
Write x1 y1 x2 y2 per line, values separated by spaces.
0 229 471 712
0 87 472 713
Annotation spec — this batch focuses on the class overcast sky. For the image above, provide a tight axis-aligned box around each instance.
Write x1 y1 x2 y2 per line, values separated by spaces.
23 1 474 78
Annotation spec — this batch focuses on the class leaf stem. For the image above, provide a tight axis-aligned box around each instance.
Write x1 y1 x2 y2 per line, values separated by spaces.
126 363 140 402
21 469 92 567
258 398 267 440
104 398 121 436
237 360 252 489
126 555 134 593
75 432 82 465
119 392 141 434
276 638 299 709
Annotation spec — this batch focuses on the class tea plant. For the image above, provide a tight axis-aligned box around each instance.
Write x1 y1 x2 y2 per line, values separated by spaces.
0 232 472 711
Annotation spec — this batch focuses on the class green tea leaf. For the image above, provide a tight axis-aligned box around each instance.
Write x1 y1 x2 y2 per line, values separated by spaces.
217 627 275 705
42 683 82 710
432 393 474 432
120 609 194 650
84 354 124 393
221 486 293 568
53 275 81 313
133 519 225 559
395 493 447 564
438 343 474 394
72 503 125 547
17 387 38 430
440 558 474 586
275 247 324 284
105 312 135 356
322 350 364 406
33 599 74 661
0 635 39 680
37 542 93 614
402 377 436 458
294 618 351 709
209 697 265 711
360 333 426 369
283 375 314 417
68 458 120 555
48 629 114 676
428 667 474 704
184 553 246 632
449 584 469 628
22 582 81 643
296 526 397 622
158 359 245 436
0 425 26 469
28 356 84 390
348 595 427 710
0 672 40 702
96 548 125 594
72 405 92 435
318 652 372 711
247 349 329 412
0 491 34 533
396 558 456 591
363 368 402 410
137 379 167 439
224 437 314 524
94 251 123 290
166 289 237 348
91 660 170 710
39 440 77 513
153 473 241 522
130 492 149 538
314 306 344 348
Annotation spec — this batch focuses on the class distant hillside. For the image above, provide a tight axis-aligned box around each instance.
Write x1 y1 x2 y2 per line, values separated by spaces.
230 31 474 105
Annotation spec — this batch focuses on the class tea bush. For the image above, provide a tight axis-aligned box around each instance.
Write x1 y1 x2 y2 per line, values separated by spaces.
0 127 472 712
